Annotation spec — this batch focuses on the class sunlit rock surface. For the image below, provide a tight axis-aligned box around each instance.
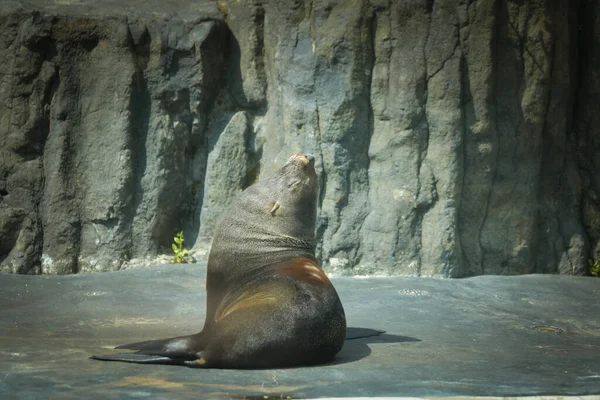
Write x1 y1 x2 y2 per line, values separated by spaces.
1 0 600 276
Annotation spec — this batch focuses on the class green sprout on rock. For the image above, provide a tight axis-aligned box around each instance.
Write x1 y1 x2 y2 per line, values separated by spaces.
589 259 600 277
172 231 190 264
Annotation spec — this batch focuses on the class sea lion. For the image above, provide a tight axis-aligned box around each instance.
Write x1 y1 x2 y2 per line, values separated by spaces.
92 153 347 368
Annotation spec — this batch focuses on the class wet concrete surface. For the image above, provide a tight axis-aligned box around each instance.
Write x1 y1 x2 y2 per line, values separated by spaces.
0 263 599 399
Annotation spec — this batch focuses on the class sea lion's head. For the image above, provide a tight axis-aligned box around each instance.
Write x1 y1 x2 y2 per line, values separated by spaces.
211 153 320 262
263 152 319 248
274 153 318 203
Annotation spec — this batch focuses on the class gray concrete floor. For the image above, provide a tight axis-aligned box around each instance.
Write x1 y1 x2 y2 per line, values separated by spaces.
1 264 599 399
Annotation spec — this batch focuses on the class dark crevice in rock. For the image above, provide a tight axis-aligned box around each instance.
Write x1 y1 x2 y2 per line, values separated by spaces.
574 0 600 263
153 88 193 250
186 21 234 248
427 41 460 81
535 29 557 274
125 24 152 258
253 6 266 108
223 2 267 112
311 2 326 260
456 0 472 278
357 5 378 267
161 89 192 125
243 114 263 190
425 0 435 15
26 58 59 275
416 4 434 277
68 219 82 274
314 105 328 262
80 36 99 52
202 38 234 125
20 65 59 161
90 217 119 229
43 51 84 275
128 20 151 72
457 44 469 277
161 48 192 78
572 1 596 146
480 0 504 276
0 208 26 256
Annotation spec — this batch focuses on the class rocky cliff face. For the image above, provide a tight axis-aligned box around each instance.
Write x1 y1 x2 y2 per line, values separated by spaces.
1 0 599 277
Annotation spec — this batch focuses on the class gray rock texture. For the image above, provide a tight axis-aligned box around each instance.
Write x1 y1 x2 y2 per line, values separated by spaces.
1 0 599 277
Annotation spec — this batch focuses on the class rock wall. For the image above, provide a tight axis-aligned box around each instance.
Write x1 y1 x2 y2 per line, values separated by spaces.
1 0 598 277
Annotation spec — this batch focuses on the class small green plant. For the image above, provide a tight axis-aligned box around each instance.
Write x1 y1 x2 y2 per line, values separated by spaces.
171 231 190 264
589 259 600 277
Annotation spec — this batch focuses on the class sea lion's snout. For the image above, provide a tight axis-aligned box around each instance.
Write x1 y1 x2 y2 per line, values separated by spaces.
291 153 315 167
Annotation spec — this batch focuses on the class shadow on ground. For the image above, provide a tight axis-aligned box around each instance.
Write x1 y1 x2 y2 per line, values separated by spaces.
334 327 421 366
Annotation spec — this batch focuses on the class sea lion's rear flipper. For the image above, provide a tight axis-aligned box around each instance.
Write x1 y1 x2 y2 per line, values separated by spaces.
115 337 176 351
91 334 204 365
90 353 185 365
118 334 202 356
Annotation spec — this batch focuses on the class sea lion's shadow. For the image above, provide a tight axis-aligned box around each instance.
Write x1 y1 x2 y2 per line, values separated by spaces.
330 327 421 366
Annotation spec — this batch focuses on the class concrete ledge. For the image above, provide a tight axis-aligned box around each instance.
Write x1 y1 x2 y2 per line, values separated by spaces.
1 264 599 399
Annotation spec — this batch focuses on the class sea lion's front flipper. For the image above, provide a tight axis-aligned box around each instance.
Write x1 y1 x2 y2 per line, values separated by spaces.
90 353 185 365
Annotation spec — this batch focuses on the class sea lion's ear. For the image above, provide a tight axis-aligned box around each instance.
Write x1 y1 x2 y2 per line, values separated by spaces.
287 179 302 189
269 201 280 216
